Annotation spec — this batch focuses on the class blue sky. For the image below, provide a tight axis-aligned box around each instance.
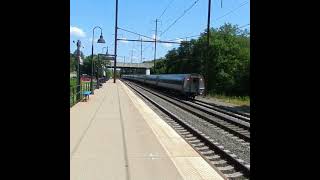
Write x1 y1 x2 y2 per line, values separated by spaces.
70 0 250 63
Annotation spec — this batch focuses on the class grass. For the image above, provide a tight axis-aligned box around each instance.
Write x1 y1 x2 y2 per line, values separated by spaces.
207 93 250 106
70 78 77 87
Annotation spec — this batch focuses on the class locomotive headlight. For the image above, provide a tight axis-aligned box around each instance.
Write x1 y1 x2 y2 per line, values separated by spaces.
200 78 202 81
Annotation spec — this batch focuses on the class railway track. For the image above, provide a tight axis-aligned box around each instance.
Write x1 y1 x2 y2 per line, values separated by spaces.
126 80 250 142
123 80 250 179
127 80 250 125
181 99 250 125
145 84 250 126
193 99 250 121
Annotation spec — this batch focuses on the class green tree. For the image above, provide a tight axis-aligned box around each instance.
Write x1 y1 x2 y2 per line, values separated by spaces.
70 53 77 73
159 23 250 96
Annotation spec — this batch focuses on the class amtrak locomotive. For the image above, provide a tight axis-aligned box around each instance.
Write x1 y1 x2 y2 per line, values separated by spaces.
122 74 205 98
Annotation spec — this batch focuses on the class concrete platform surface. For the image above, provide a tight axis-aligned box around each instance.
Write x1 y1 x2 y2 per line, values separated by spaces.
70 79 225 180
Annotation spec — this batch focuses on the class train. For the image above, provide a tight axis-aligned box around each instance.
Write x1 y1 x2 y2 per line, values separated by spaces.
122 74 205 98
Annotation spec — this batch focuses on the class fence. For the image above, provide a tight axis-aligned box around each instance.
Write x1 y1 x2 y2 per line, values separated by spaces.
70 77 108 107
70 82 91 107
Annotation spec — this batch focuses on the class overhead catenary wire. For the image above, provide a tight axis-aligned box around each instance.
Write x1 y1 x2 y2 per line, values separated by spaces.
129 0 204 61
213 1 249 22
142 0 249 61
239 23 250 29
142 22 247 55
118 27 154 40
160 0 200 37
142 34 201 58
142 23 248 56
167 23 249 42
166 35 201 42
158 0 176 19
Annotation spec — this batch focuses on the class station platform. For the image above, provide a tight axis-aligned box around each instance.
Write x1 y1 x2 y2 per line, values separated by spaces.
70 79 225 180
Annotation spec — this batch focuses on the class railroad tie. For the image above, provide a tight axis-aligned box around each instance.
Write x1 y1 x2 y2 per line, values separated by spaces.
188 139 201 143
224 172 244 178
192 142 205 147
201 150 215 156
196 146 210 151
206 155 220 160
185 136 197 141
211 160 227 166
217 165 235 174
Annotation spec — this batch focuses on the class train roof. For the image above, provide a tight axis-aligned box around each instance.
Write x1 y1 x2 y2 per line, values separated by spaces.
123 74 202 77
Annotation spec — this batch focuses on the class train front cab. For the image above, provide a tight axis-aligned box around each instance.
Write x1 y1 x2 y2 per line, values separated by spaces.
184 74 205 99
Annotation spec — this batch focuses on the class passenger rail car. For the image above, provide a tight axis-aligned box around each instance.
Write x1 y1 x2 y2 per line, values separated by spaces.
122 74 205 98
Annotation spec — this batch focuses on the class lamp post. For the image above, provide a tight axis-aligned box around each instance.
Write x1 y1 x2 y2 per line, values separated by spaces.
113 0 119 83
96 54 100 89
72 40 85 101
76 40 81 101
91 26 105 94
102 47 107 54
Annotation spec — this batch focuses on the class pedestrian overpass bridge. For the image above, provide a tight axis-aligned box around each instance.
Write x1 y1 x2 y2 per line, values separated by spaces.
106 61 154 69
106 61 154 75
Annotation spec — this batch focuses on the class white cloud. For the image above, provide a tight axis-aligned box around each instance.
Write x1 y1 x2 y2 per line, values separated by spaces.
152 34 160 40
70 26 86 37
162 43 173 48
141 37 150 41
175 38 184 43
120 38 129 43
88 37 99 42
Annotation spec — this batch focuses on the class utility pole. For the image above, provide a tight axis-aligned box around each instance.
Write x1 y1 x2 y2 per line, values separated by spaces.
123 56 126 75
131 49 133 74
140 37 143 63
154 19 158 74
76 40 81 101
113 0 119 83
205 0 212 95
96 54 100 89
140 37 143 72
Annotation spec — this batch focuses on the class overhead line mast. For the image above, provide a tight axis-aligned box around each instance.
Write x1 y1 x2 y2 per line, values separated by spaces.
154 19 158 73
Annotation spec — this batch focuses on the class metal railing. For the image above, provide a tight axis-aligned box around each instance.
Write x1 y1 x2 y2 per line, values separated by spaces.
70 82 91 107
70 77 109 107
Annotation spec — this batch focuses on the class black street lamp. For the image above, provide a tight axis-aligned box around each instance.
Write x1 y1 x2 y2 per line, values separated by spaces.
91 26 105 94
76 40 82 101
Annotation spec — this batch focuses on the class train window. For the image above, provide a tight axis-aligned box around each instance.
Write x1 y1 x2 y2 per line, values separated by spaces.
161 79 182 85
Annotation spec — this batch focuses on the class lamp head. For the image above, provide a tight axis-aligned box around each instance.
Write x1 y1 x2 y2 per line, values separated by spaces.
97 34 105 43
